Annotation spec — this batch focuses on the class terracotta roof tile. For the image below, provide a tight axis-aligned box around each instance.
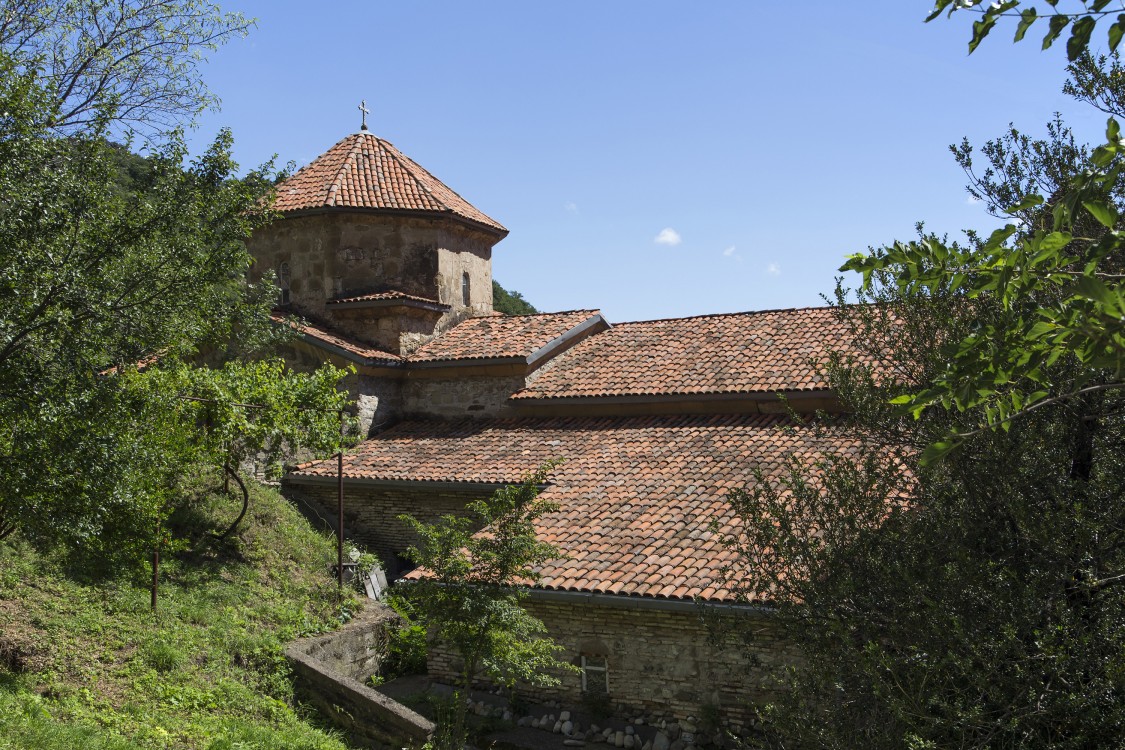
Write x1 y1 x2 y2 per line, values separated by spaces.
275 315 402 364
273 132 506 235
512 306 860 400
408 310 602 364
292 414 859 602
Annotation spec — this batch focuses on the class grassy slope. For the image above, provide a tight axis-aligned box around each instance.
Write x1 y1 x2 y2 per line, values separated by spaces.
0 479 361 750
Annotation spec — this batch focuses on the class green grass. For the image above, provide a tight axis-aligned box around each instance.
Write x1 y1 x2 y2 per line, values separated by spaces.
0 477 362 749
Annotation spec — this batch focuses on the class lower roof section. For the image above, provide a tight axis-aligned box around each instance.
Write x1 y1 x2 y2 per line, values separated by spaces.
290 414 862 603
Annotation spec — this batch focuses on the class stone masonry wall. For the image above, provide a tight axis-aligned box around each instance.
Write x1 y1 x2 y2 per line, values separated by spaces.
428 598 797 726
286 482 491 576
402 374 527 419
286 604 434 749
248 213 497 348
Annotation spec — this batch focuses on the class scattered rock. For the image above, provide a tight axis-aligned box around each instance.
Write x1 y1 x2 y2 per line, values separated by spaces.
626 726 635 735
624 735 636 749
563 720 574 735
641 742 652 750
615 730 625 748
554 720 563 733
560 710 572 721
652 731 672 750
681 721 697 734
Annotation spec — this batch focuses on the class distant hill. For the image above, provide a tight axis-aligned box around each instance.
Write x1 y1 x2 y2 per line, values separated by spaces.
492 280 537 316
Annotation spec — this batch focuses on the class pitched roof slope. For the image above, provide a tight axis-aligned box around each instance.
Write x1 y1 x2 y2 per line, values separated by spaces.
292 415 859 602
409 310 603 364
273 131 507 235
513 306 854 400
274 315 402 365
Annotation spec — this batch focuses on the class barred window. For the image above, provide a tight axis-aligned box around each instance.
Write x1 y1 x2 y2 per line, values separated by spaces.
581 655 608 696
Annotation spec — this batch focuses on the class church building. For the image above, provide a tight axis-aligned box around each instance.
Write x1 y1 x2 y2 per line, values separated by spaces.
249 124 859 729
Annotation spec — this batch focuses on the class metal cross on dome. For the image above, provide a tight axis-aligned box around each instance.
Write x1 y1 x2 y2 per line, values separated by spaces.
358 99 370 131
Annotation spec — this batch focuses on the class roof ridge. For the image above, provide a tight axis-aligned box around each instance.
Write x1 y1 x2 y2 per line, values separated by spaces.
611 304 838 327
495 309 601 321
326 135 365 207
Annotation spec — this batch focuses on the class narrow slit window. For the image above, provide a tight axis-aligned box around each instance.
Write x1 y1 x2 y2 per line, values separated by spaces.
581 655 608 696
461 272 471 306
278 262 291 305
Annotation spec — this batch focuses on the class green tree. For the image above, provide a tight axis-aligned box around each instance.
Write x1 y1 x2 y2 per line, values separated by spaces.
397 463 575 750
0 5 349 566
711 10 1125 749
0 0 252 136
930 1 1125 60
492 280 539 316
156 359 354 540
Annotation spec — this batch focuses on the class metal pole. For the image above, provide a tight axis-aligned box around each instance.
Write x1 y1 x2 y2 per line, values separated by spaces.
337 450 344 589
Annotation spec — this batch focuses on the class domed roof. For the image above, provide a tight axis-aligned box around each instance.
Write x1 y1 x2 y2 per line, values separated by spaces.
273 131 507 236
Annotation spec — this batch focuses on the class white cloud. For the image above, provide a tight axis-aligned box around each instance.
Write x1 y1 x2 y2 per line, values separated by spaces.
723 245 736 257
654 227 682 246
564 201 579 213
966 195 982 205
767 263 781 276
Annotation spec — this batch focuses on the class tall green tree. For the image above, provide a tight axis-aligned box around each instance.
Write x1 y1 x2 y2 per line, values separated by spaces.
397 463 574 750
0 3 351 565
713 11 1125 748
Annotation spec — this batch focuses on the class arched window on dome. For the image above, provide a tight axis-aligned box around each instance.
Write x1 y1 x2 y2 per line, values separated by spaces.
462 272 471 307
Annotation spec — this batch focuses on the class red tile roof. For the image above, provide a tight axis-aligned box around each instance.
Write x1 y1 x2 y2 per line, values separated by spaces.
408 310 603 364
512 306 856 400
291 415 859 602
276 315 402 365
273 132 507 236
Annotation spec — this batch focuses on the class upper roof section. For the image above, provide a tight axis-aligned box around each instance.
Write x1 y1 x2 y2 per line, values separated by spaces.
512 306 859 401
409 310 606 365
273 131 507 237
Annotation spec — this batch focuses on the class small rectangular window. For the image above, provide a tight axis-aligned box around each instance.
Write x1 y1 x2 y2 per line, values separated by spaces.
581 655 608 696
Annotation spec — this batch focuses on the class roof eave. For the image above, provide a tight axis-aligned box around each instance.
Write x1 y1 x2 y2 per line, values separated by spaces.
275 205 508 239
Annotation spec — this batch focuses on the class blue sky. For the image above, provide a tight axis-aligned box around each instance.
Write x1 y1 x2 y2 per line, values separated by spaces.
191 1 1103 323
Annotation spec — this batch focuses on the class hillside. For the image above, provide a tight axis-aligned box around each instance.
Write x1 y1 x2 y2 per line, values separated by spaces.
0 478 362 749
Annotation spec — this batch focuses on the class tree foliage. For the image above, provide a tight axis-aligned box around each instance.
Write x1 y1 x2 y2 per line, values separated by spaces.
155 359 355 539
397 462 574 749
492 279 538 316
0 6 350 565
0 0 252 136
929 0 1125 60
714 12 1125 749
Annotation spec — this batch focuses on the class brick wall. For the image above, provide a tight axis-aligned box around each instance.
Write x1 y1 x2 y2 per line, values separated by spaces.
402 374 527 419
428 597 796 726
287 482 491 576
